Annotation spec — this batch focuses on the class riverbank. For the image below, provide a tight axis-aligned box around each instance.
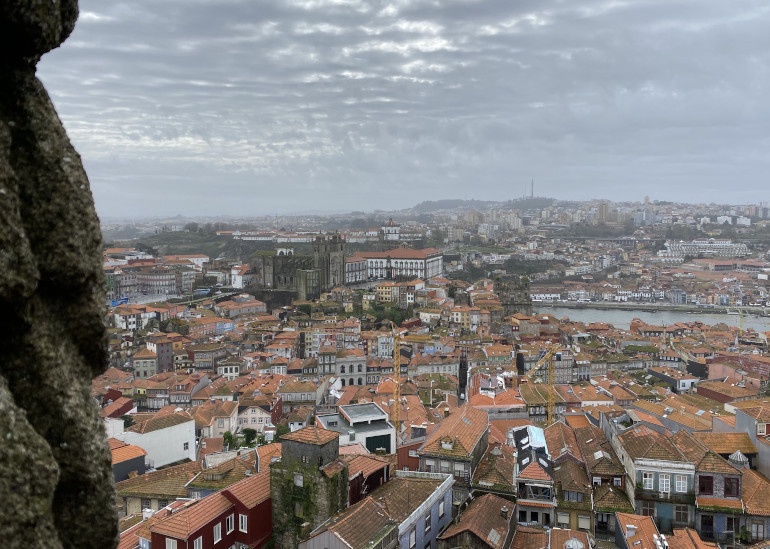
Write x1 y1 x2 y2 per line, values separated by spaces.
535 300 768 316
534 305 770 332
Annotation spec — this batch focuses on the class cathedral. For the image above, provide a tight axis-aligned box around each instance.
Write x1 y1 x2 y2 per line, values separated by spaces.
257 234 346 299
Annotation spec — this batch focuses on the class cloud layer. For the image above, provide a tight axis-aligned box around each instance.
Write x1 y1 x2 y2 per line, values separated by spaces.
38 0 770 217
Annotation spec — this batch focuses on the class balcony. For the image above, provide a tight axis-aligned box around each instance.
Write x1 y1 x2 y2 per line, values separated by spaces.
635 486 695 505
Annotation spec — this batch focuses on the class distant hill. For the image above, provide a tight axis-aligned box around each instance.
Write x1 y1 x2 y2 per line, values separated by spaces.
411 199 498 212
412 197 555 213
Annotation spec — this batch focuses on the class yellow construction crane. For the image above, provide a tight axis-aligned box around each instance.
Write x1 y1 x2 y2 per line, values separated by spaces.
393 324 400 435
523 343 561 425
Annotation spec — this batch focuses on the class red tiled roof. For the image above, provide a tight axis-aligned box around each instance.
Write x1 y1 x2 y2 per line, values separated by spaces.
282 426 340 446
518 461 551 481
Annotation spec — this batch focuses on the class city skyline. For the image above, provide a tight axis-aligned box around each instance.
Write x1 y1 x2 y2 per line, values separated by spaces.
38 0 770 218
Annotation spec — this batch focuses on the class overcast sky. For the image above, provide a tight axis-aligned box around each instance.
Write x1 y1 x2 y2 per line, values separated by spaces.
38 0 770 219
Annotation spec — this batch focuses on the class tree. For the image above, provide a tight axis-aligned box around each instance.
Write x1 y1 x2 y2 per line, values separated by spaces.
275 423 290 438
118 415 134 427
223 430 237 450
242 428 257 447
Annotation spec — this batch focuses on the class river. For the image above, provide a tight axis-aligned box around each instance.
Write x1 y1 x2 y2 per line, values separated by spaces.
534 306 770 332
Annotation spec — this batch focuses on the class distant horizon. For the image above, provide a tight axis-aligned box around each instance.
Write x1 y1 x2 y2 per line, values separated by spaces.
98 195 766 224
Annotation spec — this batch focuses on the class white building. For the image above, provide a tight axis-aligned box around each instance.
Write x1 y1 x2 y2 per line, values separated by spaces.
349 248 443 280
111 412 196 469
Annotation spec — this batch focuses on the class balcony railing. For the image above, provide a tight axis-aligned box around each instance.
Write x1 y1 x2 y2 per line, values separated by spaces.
635 487 695 505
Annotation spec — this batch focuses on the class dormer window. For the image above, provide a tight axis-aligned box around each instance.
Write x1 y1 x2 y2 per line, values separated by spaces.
441 440 454 450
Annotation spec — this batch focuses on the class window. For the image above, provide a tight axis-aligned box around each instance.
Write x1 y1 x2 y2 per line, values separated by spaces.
752 522 765 541
425 512 431 533
557 512 570 527
675 505 688 524
675 475 687 493
294 473 304 487
641 501 655 517
454 462 465 477
158 499 168 508
183 442 189 451
727 517 737 534
190 490 202 499
213 523 222 544
699 476 713 495
409 450 418 457
659 474 670 493
295 502 304 518
439 500 445 518
614 477 622 487
358 365 362 372
409 528 416 548
725 477 740 498
141 498 151 510
166 540 177 549
218 419 224 428
642 472 654 490
239 514 247 533
759 424 766 435
194 538 202 549
226 513 234 533
301 455 310 464
578 515 590 531
440 460 450 473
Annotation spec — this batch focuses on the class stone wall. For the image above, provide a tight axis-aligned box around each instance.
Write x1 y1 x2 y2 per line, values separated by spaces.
1 2 118 548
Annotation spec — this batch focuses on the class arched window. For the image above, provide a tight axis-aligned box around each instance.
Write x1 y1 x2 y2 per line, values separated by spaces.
358 365 362 373
340 365 345 374
358 377 363 385
341 379 345 386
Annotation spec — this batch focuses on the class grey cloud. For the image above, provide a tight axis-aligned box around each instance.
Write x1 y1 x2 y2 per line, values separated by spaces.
37 0 770 217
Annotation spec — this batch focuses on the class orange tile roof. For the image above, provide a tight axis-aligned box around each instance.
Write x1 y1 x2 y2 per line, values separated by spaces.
112 444 148 465
282 426 340 446
742 468 770 516
616 512 660 549
151 472 269 540
510 526 548 549
518 461 551 481
696 497 743 511
564 414 590 429
223 470 271 508
518 500 554 508
438 493 512 549
419 404 488 459
345 455 390 480
668 528 718 549
693 432 757 455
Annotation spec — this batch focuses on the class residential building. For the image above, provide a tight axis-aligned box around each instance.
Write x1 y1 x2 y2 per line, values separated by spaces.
368 470 454 549
613 425 695 532
316 402 396 454
148 470 271 549
417 405 490 504
113 411 196 469
437 493 514 549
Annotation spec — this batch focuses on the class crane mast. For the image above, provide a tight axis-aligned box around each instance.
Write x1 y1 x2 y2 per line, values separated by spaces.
392 325 400 435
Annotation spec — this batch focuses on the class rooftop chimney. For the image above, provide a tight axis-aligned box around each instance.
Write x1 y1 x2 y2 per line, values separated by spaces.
501 506 509 519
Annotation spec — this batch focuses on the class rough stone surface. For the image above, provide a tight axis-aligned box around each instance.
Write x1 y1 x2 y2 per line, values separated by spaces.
0 1 119 547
